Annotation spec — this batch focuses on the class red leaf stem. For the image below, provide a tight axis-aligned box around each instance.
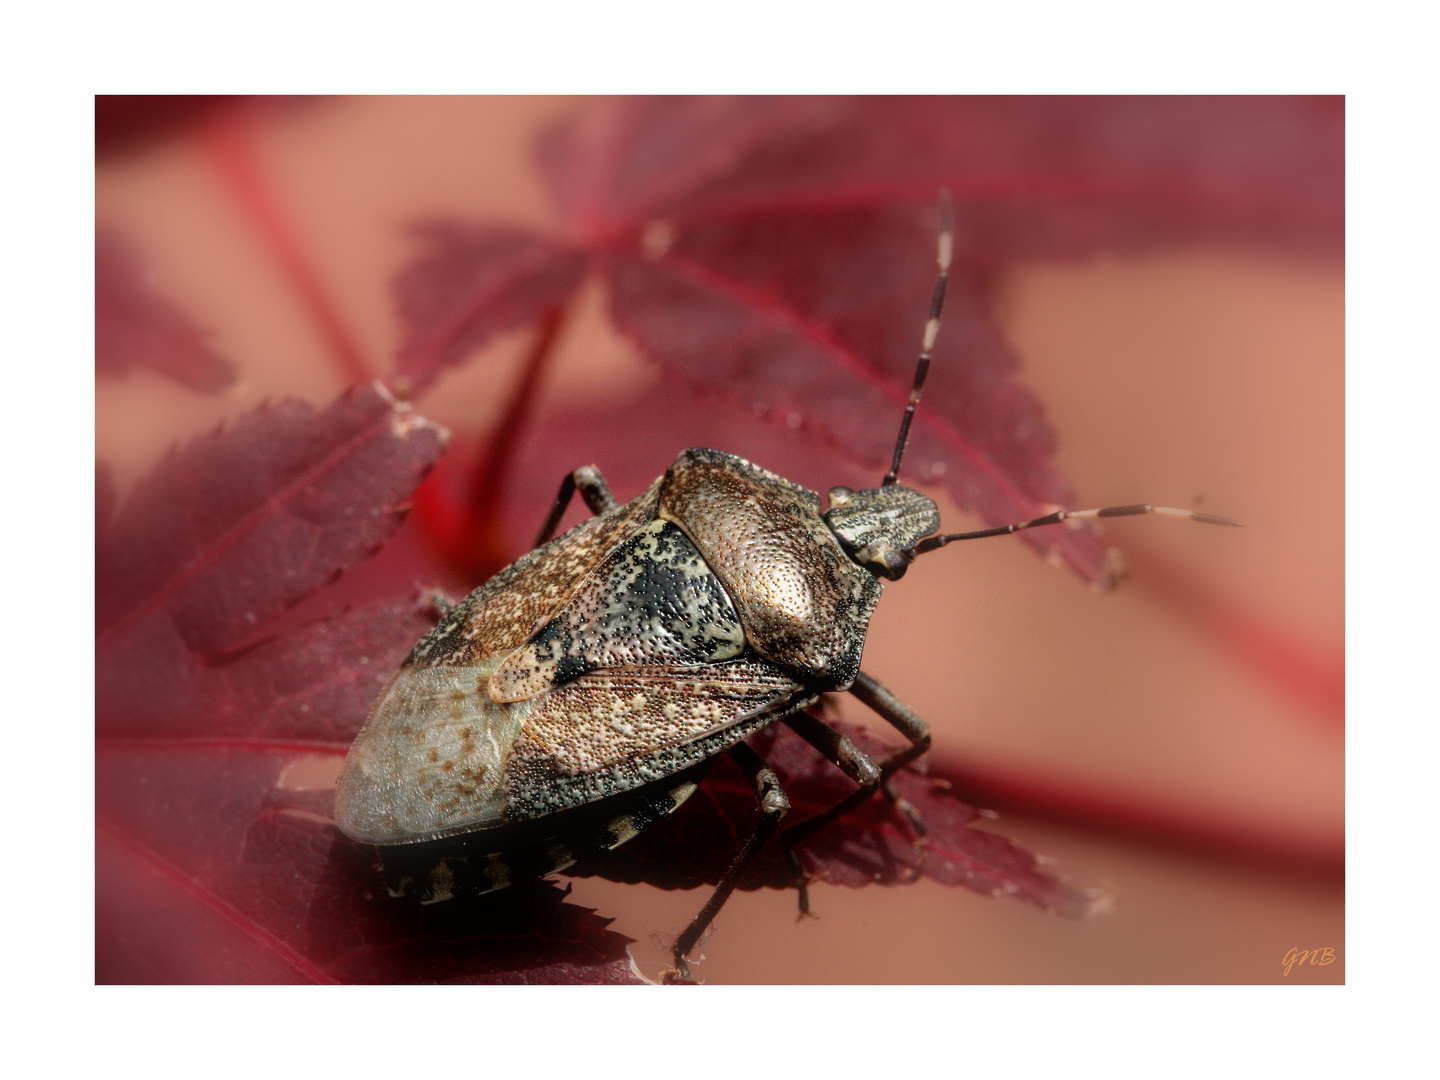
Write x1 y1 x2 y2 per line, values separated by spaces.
929 752 1343 883
202 108 373 386
413 306 569 583
1127 543 1345 726
465 308 567 541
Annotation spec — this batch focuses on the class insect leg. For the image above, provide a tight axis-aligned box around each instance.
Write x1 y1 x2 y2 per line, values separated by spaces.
777 711 883 917
534 464 618 546
849 670 931 839
666 742 790 984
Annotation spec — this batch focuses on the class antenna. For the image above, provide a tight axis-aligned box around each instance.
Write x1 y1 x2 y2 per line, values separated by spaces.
913 503 1241 555
882 191 953 487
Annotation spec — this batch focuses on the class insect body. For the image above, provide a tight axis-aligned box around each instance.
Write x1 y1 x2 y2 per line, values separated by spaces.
335 196 1236 981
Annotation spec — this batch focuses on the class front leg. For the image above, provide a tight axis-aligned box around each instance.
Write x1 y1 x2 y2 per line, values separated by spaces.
534 464 618 546
848 671 932 839
777 710 881 917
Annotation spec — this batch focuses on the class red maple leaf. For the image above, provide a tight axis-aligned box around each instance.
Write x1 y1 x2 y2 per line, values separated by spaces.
95 385 643 983
397 96 1341 586
95 226 237 392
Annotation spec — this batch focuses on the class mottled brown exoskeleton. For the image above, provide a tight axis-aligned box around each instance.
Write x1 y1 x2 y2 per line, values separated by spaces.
335 195 1238 982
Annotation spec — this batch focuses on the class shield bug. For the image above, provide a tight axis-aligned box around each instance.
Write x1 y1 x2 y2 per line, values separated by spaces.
335 194 1239 982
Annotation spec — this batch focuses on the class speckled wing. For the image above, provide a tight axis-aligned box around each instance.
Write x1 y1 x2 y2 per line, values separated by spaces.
336 483 662 846
408 477 663 667
502 659 813 820
488 519 748 702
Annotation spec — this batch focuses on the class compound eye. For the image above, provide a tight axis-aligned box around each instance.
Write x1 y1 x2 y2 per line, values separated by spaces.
878 548 909 581
827 486 856 508
855 543 909 581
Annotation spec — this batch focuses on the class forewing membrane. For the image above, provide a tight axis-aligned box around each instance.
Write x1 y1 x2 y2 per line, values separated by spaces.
335 659 535 845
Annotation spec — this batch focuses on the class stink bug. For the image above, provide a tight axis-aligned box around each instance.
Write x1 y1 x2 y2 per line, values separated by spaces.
335 194 1238 982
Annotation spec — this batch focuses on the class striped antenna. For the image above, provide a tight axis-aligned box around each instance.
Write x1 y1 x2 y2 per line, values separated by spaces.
913 503 1241 555
882 191 953 487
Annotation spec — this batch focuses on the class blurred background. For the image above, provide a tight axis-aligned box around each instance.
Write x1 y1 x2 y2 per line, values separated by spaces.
95 96 1343 983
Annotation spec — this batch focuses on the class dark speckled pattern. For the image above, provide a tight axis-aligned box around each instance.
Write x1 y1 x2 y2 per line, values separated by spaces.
406 478 662 668
489 519 746 702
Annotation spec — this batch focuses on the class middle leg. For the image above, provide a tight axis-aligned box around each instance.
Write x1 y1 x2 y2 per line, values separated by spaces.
776 673 933 914
848 671 932 838
777 710 882 917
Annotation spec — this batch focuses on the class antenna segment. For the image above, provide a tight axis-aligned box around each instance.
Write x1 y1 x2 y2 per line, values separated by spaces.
882 191 953 487
913 503 1241 555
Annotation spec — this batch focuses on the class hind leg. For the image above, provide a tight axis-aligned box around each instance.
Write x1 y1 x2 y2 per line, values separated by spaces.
664 742 790 984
